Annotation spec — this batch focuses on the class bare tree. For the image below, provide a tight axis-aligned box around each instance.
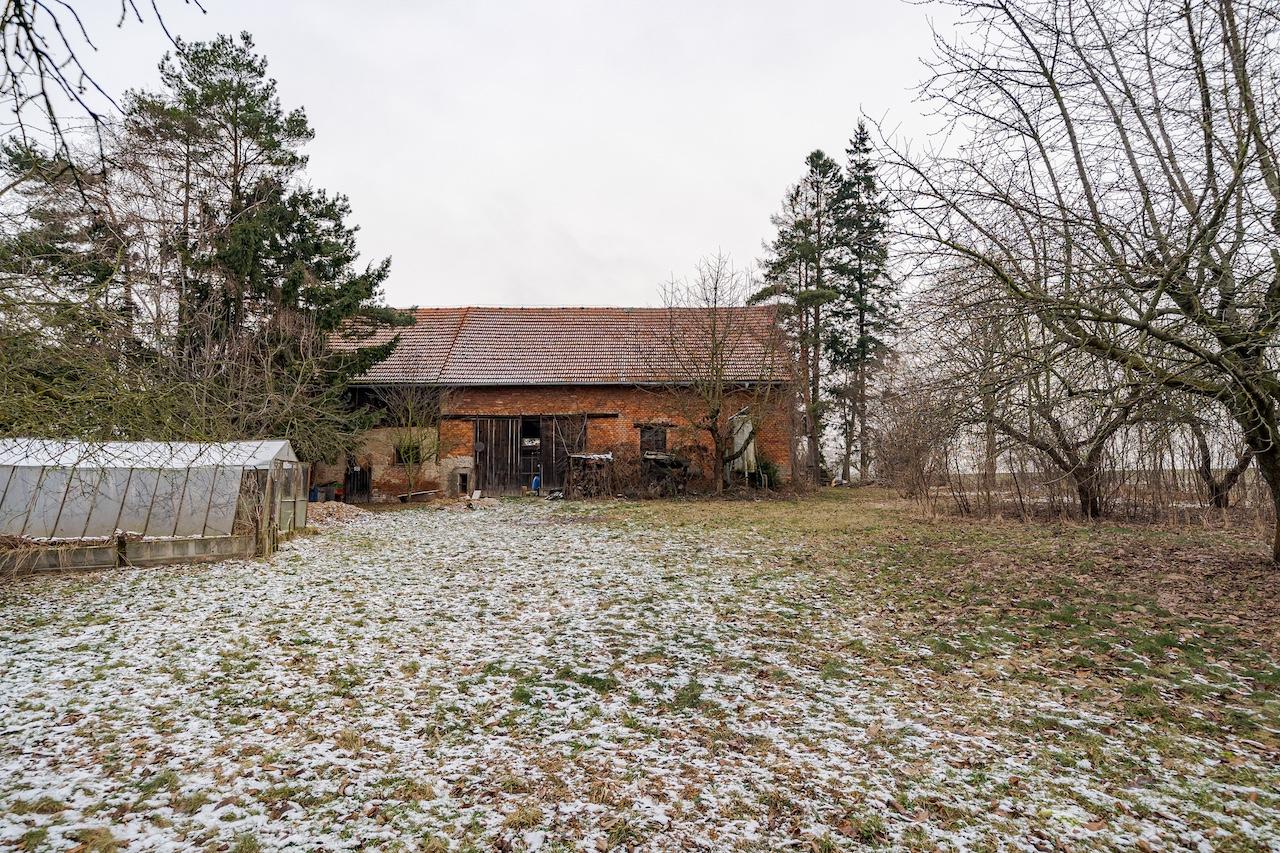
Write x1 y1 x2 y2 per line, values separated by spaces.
874 364 960 510
377 384 448 497
1186 414 1254 510
891 0 1280 559
928 275 1155 518
648 254 790 494
0 1 203 179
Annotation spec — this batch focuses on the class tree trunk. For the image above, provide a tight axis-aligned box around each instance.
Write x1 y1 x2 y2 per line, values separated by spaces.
796 296 821 487
982 419 998 511
1190 422 1252 511
810 303 823 484
1074 468 1102 520
857 377 870 483
712 431 726 495
856 310 870 484
1251 443 1280 562
857 423 870 482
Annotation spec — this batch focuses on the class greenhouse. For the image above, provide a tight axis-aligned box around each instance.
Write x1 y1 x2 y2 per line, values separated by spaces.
0 438 308 571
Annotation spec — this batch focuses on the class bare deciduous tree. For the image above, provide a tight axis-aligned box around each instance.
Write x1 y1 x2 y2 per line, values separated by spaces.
0 1 203 176
377 384 449 497
648 254 790 494
1188 416 1254 510
874 364 960 510
927 275 1156 518
890 0 1280 558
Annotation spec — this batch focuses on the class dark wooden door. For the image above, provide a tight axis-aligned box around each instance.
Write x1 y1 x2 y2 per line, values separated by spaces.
540 415 587 490
474 417 521 495
343 457 371 503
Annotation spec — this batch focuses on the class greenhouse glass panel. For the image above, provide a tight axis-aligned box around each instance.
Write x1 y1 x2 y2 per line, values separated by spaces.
293 466 308 531
204 467 242 536
116 469 159 535
0 466 40 535
175 467 217 537
0 466 22 532
82 468 133 539
25 468 72 539
53 467 104 539
149 469 189 538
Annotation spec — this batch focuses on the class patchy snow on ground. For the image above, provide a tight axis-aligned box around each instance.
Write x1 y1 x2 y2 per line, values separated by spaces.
1 502 1276 851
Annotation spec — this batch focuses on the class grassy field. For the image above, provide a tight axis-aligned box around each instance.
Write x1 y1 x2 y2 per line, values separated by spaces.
0 489 1276 851
615 490 1280 847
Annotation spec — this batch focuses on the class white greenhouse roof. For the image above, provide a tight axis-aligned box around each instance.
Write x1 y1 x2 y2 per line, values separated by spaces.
0 439 297 470
0 438 303 541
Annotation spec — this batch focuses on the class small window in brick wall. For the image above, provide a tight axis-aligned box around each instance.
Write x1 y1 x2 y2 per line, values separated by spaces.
394 441 422 465
639 425 668 453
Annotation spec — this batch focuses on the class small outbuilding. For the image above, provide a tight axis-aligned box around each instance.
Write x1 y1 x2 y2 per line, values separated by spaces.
0 438 308 571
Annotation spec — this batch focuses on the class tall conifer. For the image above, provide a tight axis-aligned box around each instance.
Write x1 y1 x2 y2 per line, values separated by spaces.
828 121 895 481
755 150 845 483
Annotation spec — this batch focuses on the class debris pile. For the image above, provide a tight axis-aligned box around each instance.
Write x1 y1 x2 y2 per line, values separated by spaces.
307 501 372 531
0 534 38 552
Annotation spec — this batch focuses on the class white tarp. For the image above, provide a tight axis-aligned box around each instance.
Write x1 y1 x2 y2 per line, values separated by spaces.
729 411 758 474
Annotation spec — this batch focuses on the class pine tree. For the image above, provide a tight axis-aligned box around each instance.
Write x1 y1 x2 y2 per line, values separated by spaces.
755 150 845 483
0 34 404 458
129 32 405 457
828 121 895 482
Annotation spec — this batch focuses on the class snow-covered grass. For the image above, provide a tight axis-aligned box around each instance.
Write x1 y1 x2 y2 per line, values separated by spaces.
1 492 1277 851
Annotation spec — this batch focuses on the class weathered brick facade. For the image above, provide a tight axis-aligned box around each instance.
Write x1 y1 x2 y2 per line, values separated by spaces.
316 385 794 501
312 426 447 503
323 306 796 500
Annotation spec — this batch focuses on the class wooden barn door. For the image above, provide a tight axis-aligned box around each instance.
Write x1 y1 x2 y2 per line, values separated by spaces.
540 415 587 490
474 417 521 495
343 456 371 503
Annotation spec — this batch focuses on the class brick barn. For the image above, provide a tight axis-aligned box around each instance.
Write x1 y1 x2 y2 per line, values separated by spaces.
320 307 795 501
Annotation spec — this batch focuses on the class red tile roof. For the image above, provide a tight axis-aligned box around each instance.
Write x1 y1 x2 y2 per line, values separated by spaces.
337 306 787 386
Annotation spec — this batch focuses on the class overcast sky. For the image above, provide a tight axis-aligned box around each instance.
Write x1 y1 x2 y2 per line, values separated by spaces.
74 1 952 308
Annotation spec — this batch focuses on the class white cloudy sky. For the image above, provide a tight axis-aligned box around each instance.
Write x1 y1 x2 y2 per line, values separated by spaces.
72 1 953 308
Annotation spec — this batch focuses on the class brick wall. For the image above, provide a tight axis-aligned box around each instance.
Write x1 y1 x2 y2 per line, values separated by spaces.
442 385 794 483
314 426 445 502
328 384 794 501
